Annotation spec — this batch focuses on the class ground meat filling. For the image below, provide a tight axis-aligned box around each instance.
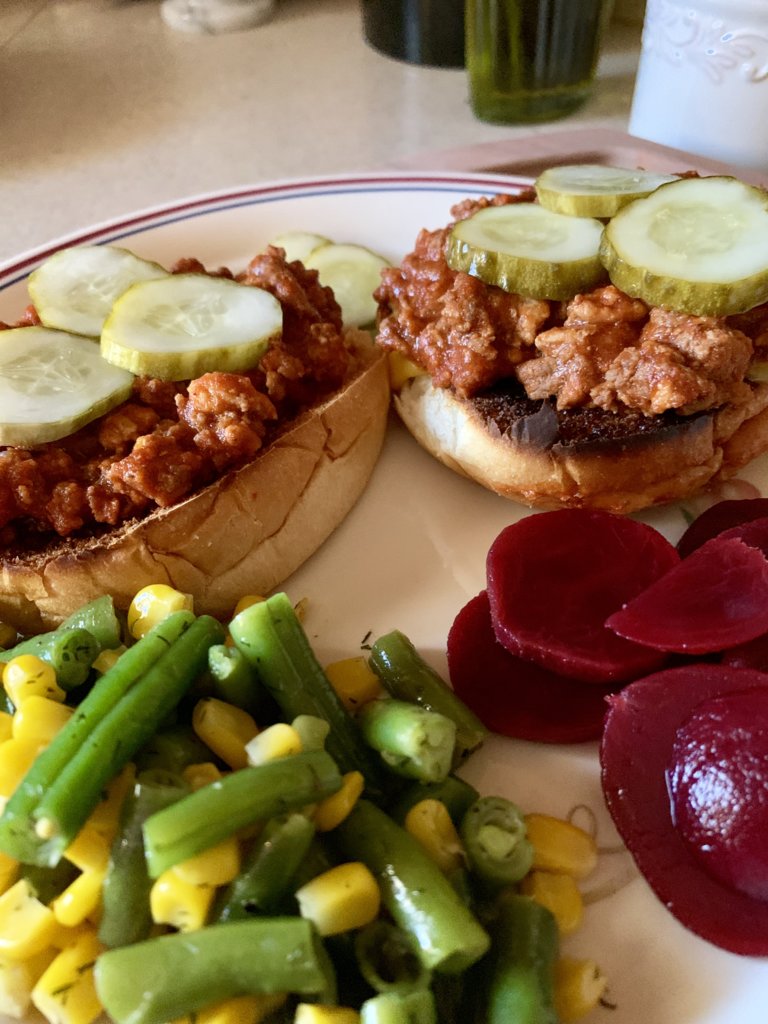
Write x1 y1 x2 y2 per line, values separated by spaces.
0 249 353 545
375 197 764 424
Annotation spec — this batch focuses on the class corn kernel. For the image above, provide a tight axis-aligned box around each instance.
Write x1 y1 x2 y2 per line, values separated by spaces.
554 957 609 1022
64 827 110 874
245 723 302 767
404 799 466 876
231 595 266 618
82 763 136 842
12 694 73 745
0 736 45 804
387 351 426 390
314 771 364 832
0 878 59 960
524 814 598 879
150 870 214 932
91 646 126 674
182 761 224 791
127 584 194 640
295 862 381 937
193 698 258 770
173 836 241 887
169 993 287 1024
295 1004 360 1024
0 948 56 1019
0 851 18 897
52 869 106 929
0 713 13 744
3 655 64 706
32 927 103 1024
521 871 584 935
324 657 383 713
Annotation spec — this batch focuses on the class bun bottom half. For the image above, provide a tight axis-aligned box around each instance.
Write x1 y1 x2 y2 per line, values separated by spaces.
0 343 390 634
394 374 768 516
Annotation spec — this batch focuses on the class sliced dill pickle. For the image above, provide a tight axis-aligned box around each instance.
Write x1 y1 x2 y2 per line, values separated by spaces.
28 245 167 338
0 327 134 446
304 242 390 328
446 204 605 301
100 274 283 381
600 176 768 316
268 230 333 264
535 164 678 219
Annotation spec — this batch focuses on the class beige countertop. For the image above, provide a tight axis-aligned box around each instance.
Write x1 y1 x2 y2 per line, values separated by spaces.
1 0 643 266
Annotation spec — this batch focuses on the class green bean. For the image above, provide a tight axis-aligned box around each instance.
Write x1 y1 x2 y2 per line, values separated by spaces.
207 642 272 717
460 796 534 887
135 725 213 775
354 919 431 995
358 699 456 784
360 989 438 1024
143 749 342 877
94 918 336 1024
369 630 487 764
31 614 223 864
228 592 391 800
0 595 122 689
391 776 480 826
291 714 330 752
21 859 79 905
99 771 190 949
213 812 316 921
0 626 100 692
333 800 490 974
0 610 196 865
471 892 559 1024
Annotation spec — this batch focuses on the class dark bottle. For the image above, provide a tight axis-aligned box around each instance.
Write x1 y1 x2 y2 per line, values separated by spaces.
466 0 610 124
362 0 465 67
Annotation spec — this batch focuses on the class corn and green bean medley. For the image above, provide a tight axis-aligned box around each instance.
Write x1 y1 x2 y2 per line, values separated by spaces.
0 585 607 1024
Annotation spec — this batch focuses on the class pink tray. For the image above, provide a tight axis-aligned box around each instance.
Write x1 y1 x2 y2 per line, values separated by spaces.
394 127 768 185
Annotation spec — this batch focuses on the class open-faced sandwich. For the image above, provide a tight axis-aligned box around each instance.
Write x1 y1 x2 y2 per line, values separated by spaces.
0 242 390 633
374 167 768 515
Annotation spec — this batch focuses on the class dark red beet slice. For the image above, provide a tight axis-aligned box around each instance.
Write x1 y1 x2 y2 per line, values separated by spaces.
486 509 678 684
721 631 768 671
447 591 613 744
668 688 768 901
600 664 768 955
606 536 768 654
677 498 768 558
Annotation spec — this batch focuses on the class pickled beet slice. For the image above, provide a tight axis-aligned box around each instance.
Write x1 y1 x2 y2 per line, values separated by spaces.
486 509 678 684
606 536 768 654
447 591 613 744
668 688 768 901
677 498 768 558
600 664 768 955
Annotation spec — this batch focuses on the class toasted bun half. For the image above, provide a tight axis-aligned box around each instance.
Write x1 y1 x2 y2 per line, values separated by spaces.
395 373 768 516
0 336 389 634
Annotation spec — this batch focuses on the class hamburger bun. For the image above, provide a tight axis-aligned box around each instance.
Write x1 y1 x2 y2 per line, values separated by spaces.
0 332 389 634
394 372 768 515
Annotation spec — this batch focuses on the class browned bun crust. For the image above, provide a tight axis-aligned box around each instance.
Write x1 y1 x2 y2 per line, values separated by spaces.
0 333 389 634
395 373 768 515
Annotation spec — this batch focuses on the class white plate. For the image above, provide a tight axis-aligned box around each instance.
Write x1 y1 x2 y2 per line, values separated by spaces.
1 171 767 1024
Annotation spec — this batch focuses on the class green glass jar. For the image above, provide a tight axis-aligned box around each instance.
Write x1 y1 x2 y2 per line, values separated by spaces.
466 0 610 124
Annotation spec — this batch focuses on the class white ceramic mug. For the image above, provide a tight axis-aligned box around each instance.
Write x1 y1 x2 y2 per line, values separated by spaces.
628 0 768 170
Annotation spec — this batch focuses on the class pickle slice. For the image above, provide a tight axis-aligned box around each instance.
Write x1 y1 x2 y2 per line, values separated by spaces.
304 242 390 328
600 176 768 316
446 204 605 301
0 327 134 446
101 274 282 381
28 245 167 338
535 164 678 219
268 230 333 264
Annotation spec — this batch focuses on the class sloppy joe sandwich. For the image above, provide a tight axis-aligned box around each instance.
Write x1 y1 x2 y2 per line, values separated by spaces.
374 168 768 515
0 244 390 633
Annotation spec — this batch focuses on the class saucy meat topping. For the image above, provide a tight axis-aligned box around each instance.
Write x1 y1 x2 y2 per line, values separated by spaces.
0 249 354 545
375 195 765 421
